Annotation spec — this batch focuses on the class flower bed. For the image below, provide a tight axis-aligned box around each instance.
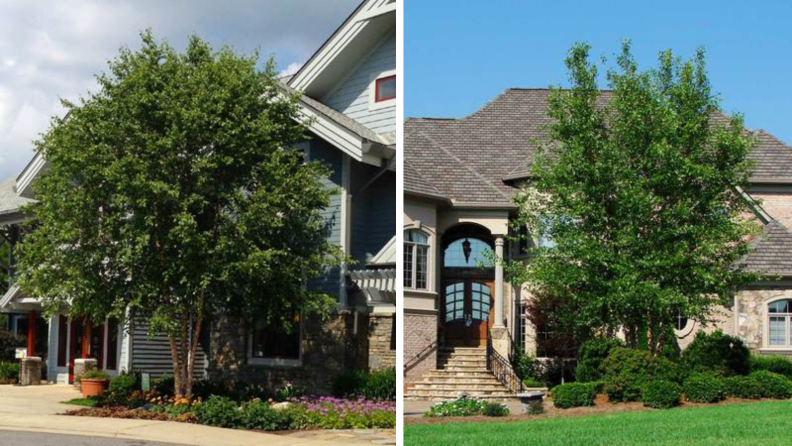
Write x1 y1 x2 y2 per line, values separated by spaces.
424 398 510 417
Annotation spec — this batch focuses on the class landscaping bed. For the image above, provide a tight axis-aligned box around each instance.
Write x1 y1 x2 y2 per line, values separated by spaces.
63 368 396 432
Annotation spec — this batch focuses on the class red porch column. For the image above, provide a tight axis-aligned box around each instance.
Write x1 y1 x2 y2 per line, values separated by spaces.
27 311 36 357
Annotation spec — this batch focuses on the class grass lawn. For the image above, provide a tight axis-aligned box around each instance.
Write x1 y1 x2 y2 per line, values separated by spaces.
62 397 100 407
404 400 792 445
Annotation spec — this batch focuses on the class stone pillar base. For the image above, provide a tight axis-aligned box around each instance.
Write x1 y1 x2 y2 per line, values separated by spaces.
73 358 97 390
490 326 510 358
19 357 42 386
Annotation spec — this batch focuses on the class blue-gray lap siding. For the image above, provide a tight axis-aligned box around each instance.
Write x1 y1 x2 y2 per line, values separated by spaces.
351 162 395 264
323 31 396 135
308 138 344 298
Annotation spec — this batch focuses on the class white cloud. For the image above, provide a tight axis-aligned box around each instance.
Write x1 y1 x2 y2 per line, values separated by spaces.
0 0 359 180
279 61 303 78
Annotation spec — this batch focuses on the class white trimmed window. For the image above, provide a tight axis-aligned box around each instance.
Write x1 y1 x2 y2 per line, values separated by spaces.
404 229 429 289
768 299 792 348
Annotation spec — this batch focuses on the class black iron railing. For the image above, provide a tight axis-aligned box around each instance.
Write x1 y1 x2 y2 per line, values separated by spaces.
404 340 438 375
487 328 524 394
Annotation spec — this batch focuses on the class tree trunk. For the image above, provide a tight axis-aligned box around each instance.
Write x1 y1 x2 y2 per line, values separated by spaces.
168 335 183 397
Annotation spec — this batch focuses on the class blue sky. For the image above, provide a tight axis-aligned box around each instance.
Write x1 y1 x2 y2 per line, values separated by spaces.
405 0 792 144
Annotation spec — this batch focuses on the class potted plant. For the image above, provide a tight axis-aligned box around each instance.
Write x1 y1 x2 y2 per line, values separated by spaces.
77 370 110 397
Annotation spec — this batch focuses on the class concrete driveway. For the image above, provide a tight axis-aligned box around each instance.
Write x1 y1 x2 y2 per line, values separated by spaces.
0 385 392 445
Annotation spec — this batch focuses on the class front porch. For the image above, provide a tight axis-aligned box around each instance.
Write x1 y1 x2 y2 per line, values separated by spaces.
1 286 123 384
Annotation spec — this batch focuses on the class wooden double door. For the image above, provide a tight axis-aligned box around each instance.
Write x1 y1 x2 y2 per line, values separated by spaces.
442 279 494 348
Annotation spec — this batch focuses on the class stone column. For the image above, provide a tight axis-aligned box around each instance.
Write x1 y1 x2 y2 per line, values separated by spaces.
73 358 97 391
490 236 509 357
19 357 42 386
493 236 505 328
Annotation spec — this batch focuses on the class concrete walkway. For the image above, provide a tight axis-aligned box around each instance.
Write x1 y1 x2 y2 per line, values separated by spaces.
0 385 393 445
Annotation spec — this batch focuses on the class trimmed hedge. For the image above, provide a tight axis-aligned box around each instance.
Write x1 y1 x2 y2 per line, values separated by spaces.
552 382 595 409
749 355 792 379
749 371 792 399
725 375 763 399
642 380 681 409
481 402 510 417
683 374 726 403
602 348 680 402
681 330 749 377
575 337 624 383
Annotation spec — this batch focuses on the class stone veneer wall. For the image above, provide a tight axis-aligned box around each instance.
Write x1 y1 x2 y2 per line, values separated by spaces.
404 312 437 384
208 312 365 394
735 287 792 353
750 192 792 230
676 286 792 356
367 314 396 371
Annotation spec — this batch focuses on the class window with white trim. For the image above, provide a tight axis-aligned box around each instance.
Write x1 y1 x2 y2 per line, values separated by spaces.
404 229 429 289
768 299 792 348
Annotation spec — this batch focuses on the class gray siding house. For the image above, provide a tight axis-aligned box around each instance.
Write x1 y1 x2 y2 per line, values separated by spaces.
0 0 396 392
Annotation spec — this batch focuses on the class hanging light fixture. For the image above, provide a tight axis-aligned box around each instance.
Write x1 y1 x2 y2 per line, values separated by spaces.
462 238 472 264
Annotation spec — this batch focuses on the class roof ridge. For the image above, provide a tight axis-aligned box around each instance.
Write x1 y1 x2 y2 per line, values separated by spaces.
417 130 512 201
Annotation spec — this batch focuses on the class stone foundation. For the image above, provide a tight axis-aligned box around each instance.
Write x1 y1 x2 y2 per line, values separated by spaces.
367 313 396 371
404 312 437 384
209 311 372 394
18 357 42 386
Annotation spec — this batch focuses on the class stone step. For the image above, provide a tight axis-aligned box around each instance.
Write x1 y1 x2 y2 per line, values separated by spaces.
426 370 496 378
404 389 516 399
438 364 490 372
418 375 502 384
411 384 509 392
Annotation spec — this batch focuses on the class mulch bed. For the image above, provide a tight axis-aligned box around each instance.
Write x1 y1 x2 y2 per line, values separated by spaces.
65 406 195 422
405 394 776 425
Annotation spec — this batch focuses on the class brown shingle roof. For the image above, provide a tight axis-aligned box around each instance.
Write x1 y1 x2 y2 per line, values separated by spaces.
742 220 792 277
405 88 792 201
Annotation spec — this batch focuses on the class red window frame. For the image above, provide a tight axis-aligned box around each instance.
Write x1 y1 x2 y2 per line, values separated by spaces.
375 75 396 102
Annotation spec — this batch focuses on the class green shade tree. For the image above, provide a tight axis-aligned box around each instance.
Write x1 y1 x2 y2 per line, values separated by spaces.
15 32 340 396
508 41 759 355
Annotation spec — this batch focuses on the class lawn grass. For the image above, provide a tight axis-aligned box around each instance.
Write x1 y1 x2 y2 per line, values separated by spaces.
404 400 792 445
62 397 100 407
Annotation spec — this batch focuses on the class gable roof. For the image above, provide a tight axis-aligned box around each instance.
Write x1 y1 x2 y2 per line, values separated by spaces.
742 220 792 277
288 0 396 99
0 179 36 225
404 88 792 204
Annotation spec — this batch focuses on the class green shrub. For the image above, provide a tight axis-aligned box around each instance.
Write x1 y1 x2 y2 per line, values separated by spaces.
274 384 304 402
481 402 510 417
333 370 368 397
512 351 541 381
725 376 763 399
522 377 544 388
364 368 396 401
575 337 624 382
749 370 792 399
424 398 487 417
76 369 110 382
585 380 605 395
242 400 289 430
749 355 792 379
683 373 726 403
0 331 24 362
602 348 681 402
551 382 596 409
681 330 750 376
108 372 138 397
641 380 682 409
0 361 19 384
194 396 243 428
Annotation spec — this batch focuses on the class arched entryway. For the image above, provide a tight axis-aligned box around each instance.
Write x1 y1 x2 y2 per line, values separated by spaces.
441 224 495 348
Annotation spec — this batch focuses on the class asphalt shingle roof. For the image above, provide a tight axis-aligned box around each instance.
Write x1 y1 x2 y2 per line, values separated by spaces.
405 88 792 203
742 220 792 277
405 88 792 276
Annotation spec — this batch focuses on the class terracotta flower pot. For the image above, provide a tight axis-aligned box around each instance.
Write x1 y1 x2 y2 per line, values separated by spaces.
81 379 109 397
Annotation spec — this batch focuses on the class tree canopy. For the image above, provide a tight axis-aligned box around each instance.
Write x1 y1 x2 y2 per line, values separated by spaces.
508 41 760 354
16 31 340 394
